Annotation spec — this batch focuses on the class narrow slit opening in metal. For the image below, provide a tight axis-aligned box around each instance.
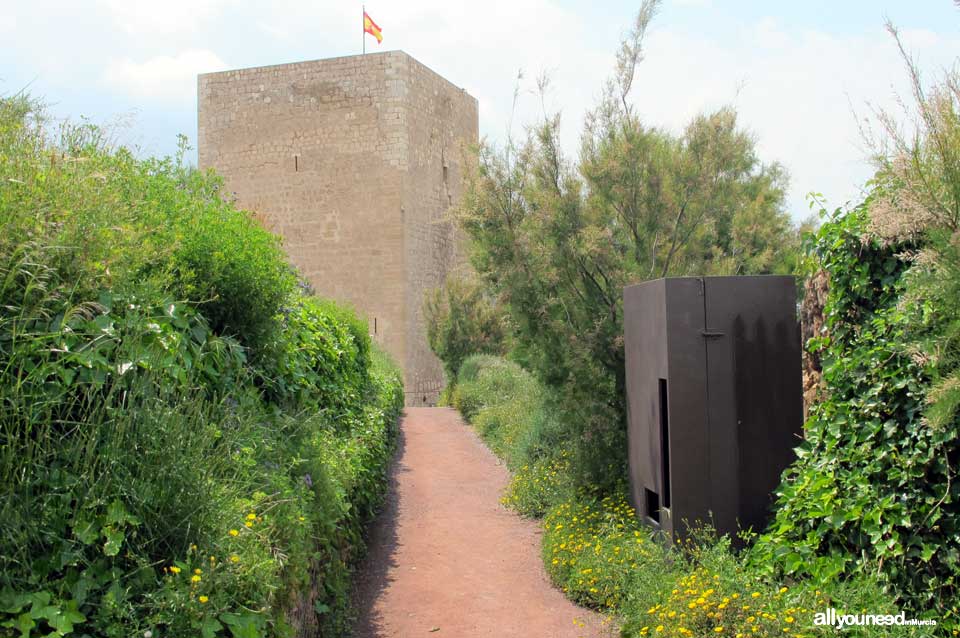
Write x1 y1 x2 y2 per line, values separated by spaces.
659 378 671 509
645 488 660 524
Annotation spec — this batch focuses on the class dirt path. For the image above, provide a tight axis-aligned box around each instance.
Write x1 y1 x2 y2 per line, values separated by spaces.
352 407 612 638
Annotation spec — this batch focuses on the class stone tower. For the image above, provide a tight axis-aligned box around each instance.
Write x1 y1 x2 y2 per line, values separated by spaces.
197 51 478 406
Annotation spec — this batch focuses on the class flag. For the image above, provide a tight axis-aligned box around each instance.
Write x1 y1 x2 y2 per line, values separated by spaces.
363 11 383 44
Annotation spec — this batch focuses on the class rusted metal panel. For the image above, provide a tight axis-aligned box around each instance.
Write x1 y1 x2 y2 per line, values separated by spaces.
623 276 802 543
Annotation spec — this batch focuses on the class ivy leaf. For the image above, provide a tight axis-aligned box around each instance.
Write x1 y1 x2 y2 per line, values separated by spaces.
102 527 125 557
106 499 140 526
219 613 261 638
784 552 803 574
50 604 86 635
14 612 34 638
201 615 224 638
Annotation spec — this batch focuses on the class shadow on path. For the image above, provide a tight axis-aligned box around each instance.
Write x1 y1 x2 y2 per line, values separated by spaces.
351 418 408 637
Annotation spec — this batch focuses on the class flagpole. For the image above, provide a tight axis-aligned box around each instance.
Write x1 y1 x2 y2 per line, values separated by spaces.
362 5 365 55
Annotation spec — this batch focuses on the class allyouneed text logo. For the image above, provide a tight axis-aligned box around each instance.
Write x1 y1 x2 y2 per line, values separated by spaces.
813 608 937 629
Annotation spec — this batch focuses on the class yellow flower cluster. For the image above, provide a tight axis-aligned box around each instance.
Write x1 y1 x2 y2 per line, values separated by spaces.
542 492 837 638
634 568 819 638
161 512 265 607
543 491 646 609
501 450 571 516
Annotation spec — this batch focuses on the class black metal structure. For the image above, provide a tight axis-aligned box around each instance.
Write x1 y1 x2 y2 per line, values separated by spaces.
623 276 802 543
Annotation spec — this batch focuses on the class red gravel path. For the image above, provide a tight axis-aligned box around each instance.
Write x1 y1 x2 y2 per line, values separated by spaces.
352 407 613 638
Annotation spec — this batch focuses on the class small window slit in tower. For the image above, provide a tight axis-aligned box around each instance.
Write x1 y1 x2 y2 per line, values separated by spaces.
294 155 299 172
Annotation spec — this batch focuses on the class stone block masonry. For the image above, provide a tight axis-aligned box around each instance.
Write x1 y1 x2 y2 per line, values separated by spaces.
198 51 478 406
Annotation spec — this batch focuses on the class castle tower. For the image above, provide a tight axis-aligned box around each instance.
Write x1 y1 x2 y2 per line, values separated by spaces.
197 52 478 406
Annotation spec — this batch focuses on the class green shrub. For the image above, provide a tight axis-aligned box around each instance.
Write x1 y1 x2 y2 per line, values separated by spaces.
540 490 911 638
751 203 958 623
424 274 508 382
452 355 544 466
0 94 403 638
255 295 370 416
501 452 573 517
163 168 297 350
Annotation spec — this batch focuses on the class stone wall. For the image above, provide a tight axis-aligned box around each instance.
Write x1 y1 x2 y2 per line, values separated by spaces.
399 54 475 406
198 52 477 405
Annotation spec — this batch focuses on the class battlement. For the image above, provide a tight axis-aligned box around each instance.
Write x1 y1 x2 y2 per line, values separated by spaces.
198 52 478 405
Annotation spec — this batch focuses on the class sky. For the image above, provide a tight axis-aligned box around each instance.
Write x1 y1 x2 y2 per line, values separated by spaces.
1 1 957 220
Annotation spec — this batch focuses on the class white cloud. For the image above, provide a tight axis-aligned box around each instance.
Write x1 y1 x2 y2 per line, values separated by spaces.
258 22 291 41
97 0 229 35
621 21 959 217
102 49 228 105
0 13 14 33
4 0 957 220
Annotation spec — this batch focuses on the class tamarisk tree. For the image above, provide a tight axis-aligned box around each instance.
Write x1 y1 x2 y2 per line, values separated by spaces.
455 0 800 485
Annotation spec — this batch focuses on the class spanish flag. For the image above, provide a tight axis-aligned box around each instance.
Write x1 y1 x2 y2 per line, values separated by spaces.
363 10 383 44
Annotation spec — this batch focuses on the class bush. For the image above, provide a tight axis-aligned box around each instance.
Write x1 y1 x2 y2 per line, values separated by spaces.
452 355 544 466
751 202 958 622
0 95 403 638
541 490 912 638
424 274 508 382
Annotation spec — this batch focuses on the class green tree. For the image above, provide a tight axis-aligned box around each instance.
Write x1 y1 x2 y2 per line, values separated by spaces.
456 0 800 485
424 273 509 382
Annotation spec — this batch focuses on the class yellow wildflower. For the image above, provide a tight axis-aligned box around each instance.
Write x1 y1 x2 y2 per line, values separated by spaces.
199 595 209 604
229 529 239 537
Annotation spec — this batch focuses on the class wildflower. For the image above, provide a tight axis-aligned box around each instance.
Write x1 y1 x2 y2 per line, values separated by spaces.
229 529 239 537
191 575 201 583
779 586 788 594
169 566 181 574
230 554 240 563
715 628 724 633
194 568 202 575
751 592 761 598
199 595 209 604
785 617 794 624
245 521 253 528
